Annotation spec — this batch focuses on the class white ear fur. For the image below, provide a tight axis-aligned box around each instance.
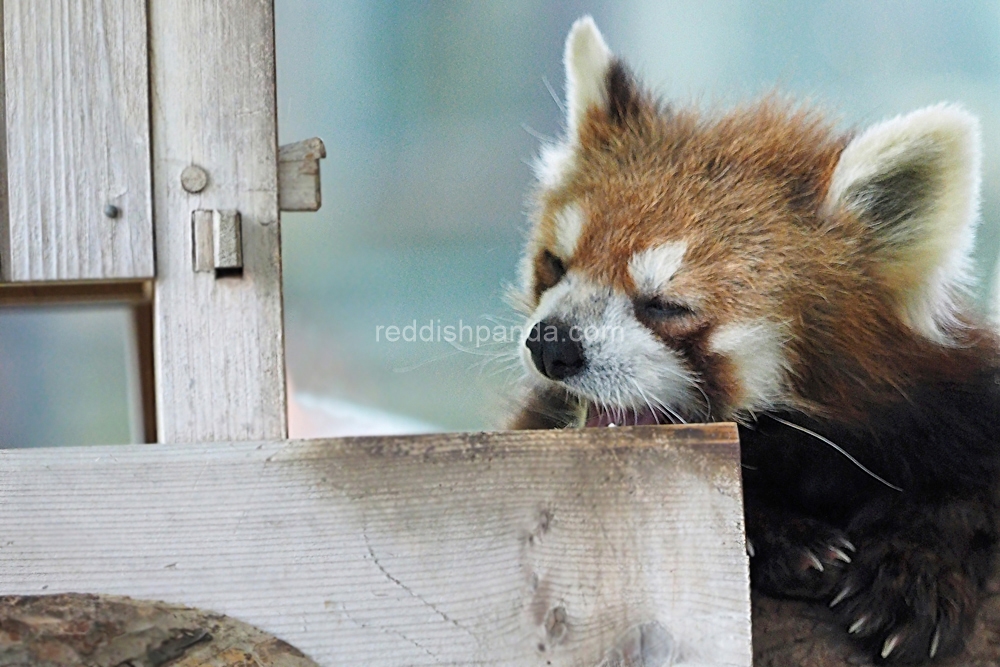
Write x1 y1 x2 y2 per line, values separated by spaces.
823 104 982 343
563 16 612 139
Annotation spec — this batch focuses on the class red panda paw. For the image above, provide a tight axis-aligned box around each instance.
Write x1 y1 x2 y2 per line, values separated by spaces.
748 515 854 601
830 537 975 663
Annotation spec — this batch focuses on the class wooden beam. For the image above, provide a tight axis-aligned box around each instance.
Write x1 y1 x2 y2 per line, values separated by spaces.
0 279 151 307
148 0 286 442
0 426 752 667
1 0 154 281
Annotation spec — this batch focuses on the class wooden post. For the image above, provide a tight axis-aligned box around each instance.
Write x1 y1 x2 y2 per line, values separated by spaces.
0 426 752 666
147 0 286 443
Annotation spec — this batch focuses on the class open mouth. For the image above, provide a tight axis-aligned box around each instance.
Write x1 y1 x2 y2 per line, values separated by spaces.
584 404 670 427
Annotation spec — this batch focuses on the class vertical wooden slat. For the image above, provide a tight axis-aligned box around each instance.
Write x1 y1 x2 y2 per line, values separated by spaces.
1 0 154 281
148 0 286 442
0 0 8 278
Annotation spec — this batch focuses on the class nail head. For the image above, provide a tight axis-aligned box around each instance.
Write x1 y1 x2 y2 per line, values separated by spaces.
104 204 120 219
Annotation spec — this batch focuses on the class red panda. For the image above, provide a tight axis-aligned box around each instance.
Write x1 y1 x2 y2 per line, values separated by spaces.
511 17 1000 664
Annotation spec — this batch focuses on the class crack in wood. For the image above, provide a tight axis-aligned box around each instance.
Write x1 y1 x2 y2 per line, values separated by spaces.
335 600 441 662
363 531 481 645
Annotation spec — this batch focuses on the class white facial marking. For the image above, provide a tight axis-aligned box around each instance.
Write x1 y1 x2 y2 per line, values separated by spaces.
709 321 790 414
553 203 585 259
533 142 575 190
628 242 688 293
521 273 697 418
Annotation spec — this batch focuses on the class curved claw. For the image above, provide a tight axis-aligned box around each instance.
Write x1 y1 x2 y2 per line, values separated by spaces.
881 633 901 659
805 550 824 572
836 536 857 552
929 625 941 659
829 546 852 563
829 586 852 608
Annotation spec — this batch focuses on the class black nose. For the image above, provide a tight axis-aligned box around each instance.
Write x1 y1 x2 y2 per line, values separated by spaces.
525 320 586 380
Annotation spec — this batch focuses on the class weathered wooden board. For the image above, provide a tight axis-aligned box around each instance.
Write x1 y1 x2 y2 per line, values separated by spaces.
0 0 8 282
147 0 286 442
1 0 154 281
0 426 751 667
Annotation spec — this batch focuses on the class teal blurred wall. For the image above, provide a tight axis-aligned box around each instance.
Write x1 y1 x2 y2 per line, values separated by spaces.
0 307 131 446
276 1 1000 430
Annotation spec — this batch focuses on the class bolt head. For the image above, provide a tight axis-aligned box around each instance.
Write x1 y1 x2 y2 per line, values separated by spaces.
104 204 120 219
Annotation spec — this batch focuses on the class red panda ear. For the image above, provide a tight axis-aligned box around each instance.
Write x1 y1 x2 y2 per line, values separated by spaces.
534 18 643 189
562 18 642 136
563 17 613 138
822 104 982 342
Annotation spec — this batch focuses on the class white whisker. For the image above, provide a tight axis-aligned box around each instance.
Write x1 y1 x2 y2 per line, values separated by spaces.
542 76 566 116
768 415 903 492
522 123 556 144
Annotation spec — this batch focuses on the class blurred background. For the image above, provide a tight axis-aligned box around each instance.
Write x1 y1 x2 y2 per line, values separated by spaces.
2 1 999 445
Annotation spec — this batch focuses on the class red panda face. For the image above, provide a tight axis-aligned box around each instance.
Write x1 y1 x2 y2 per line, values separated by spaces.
515 18 981 426
520 106 840 424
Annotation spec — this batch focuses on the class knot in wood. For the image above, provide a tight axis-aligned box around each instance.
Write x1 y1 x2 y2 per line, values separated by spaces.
544 605 568 644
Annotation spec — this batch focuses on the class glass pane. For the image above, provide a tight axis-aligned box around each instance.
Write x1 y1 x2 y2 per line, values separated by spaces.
0 307 132 447
276 1 1000 434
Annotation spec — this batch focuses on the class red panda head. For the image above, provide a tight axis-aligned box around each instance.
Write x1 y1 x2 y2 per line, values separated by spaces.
514 17 983 426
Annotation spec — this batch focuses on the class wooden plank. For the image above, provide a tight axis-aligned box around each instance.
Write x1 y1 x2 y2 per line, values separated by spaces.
1 0 154 281
148 0 286 442
278 138 326 212
0 426 752 667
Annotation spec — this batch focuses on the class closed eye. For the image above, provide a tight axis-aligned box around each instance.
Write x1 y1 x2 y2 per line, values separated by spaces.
636 296 694 321
534 249 567 297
